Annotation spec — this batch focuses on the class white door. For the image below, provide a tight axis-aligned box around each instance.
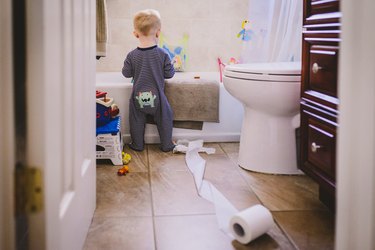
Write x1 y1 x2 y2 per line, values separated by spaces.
26 0 96 249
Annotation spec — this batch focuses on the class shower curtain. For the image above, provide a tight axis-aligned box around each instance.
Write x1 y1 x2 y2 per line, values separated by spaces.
240 0 302 63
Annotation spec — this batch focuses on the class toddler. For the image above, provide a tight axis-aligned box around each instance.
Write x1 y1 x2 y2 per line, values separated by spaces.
122 9 175 152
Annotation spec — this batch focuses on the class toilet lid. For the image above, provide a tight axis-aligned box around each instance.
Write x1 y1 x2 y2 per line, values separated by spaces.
224 62 301 82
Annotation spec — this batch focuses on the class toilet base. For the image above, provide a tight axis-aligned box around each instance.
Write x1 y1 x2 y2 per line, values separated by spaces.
238 109 301 175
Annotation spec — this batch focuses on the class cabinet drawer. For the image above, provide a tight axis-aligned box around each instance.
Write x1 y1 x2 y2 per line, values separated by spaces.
306 116 336 179
309 45 338 97
310 0 339 16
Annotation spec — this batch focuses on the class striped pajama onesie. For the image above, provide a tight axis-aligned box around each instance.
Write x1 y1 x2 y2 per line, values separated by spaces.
122 45 175 152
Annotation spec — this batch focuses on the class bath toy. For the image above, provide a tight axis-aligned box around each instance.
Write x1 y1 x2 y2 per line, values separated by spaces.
229 57 238 65
135 91 157 108
117 165 129 176
237 20 254 42
122 152 131 165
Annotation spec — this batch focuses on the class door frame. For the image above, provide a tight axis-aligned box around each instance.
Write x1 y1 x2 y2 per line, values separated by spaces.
0 0 16 249
335 0 375 249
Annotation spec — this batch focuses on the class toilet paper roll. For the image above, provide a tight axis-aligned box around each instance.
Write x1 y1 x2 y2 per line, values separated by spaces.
229 204 274 244
182 140 275 244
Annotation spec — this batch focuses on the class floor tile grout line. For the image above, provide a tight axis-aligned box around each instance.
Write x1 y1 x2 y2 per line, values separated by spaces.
146 145 158 250
272 218 300 250
217 143 330 212
218 143 298 248
217 143 266 207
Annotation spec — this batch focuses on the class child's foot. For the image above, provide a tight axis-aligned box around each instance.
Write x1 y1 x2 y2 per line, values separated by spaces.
160 141 176 152
128 143 144 152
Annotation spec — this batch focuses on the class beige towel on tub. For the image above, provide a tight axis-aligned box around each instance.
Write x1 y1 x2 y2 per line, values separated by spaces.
165 78 220 130
96 0 108 57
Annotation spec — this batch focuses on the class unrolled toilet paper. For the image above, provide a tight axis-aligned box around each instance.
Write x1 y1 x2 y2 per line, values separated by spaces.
180 139 275 244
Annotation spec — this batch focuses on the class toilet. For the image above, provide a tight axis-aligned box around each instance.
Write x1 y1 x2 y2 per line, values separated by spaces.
223 62 301 174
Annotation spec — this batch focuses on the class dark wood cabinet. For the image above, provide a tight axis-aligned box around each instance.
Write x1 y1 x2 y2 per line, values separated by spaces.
300 0 341 211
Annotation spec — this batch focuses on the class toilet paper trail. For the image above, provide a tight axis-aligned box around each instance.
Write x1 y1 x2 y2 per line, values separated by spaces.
181 139 275 244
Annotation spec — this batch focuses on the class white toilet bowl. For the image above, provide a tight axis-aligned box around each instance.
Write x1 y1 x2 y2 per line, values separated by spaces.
223 62 301 174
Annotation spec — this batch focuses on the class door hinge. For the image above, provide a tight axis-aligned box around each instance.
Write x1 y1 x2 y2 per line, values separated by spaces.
15 166 43 215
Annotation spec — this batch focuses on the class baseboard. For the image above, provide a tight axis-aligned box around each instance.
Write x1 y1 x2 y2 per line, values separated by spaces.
122 133 240 144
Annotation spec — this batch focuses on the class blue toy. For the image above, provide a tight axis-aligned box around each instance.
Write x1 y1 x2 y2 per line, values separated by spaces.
237 20 254 42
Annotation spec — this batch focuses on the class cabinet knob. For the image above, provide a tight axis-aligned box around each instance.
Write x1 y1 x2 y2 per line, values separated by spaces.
312 63 323 74
311 142 322 153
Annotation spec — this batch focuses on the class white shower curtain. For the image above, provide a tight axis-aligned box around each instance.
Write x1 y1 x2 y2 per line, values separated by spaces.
240 0 302 63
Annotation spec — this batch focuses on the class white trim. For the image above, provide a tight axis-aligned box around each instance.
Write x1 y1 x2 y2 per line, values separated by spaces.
336 0 375 249
0 0 15 249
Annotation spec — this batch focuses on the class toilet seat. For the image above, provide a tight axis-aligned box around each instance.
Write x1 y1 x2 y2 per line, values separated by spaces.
224 62 301 82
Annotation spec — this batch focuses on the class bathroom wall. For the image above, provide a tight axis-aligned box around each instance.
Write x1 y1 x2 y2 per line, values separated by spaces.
97 0 249 72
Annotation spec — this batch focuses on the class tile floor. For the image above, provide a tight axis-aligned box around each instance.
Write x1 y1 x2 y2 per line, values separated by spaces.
84 142 335 250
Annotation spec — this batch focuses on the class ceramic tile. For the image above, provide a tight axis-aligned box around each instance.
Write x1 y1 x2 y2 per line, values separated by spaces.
96 44 128 72
159 18 192 43
155 1 192 19
151 171 214 216
83 216 155 250
189 20 231 47
106 0 132 19
239 170 327 211
184 44 211 72
125 146 148 172
154 215 231 250
128 1 158 16
220 142 240 163
148 144 187 172
204 154 261 210
219 142 240 155
273 211 335 250
95 166 152 217
154 214 295 250
97 0 250 72
188 0 211 19
90 140 334 250
209 0 249 19
109 18 133 45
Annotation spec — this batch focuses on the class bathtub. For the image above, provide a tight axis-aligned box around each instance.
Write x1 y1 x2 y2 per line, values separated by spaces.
96 71 243 143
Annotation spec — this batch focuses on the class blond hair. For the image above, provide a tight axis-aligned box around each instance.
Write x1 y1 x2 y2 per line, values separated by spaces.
133 9 161 36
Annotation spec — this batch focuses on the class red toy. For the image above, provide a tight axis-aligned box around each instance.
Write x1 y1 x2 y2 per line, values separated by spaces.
96 90 108 99
117 165 129 176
